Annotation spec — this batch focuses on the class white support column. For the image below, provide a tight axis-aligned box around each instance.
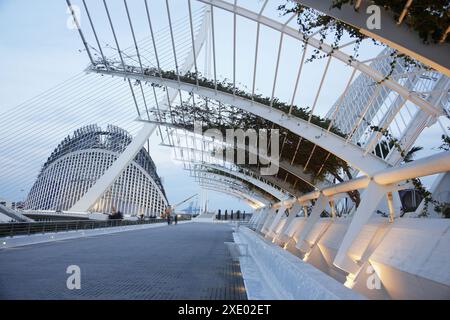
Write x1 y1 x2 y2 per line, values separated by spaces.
256 207 273 233
387 191 396 223
275 202 302 243
332 181 387 275
249 208 262 225
266 205 286 237
255 208 270 224
252 207 266 227
295 194 328 252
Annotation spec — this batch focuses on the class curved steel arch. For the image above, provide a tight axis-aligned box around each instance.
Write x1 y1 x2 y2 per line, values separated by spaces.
198 181 268 208
195 0 443 117
195 169 282 203
195 174 247 191
160 133 317 196
200 185 267 209
193 162 288 200
160 140 290 198
94 67 390 175
155 124 321 188
69 0 446 213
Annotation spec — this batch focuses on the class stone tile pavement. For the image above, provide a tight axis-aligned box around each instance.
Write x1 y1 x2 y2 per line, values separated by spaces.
0 223 247 300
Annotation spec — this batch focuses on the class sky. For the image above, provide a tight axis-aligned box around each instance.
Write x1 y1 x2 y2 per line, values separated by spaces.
0 0 448 211
0 0 252 212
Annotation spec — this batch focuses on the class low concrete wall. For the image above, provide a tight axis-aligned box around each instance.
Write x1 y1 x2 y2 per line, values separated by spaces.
235 227 364 300
258 212 450 299
368 219 450 299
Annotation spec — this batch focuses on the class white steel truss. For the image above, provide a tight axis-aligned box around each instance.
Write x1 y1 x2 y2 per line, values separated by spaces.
90 67 390 175
67 0 448 214
62 2 450 293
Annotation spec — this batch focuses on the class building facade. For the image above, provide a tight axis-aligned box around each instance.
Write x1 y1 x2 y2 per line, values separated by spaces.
25 124 168 217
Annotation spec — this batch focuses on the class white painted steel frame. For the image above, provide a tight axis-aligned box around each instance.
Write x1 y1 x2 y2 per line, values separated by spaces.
92 68 390 175
194 162 288 200
195 0 443 117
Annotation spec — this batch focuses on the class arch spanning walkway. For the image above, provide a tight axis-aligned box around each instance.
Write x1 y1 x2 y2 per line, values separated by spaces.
90 66 390 175
160 132 301 193
155 125 319 195
160 133 292 204
197 181 268 209
193 163 288 201
154 126 278 206
67 0 447 213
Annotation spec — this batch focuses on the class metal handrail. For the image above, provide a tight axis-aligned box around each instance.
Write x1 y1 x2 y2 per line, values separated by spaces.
0 216 192 238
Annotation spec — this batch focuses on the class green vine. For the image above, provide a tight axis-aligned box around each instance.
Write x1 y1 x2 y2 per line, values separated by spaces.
277 1 437 83
329 0 450 44
439 128 450 151
138 67 360 203
278 2 367 65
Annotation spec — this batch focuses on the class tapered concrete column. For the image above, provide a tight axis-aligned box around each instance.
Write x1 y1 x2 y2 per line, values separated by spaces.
250 207 266 226
266 205 286 237
261 208 277 234
275 202 302 243
333 181 387 274
295 194 328 252
255 207 271 232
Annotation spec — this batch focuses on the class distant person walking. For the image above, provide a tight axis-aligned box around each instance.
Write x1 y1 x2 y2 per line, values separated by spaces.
174 214 178 225
167 214 171 225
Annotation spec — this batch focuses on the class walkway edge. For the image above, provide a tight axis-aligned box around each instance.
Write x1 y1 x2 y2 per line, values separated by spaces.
235 226 365 300
0 221 192 249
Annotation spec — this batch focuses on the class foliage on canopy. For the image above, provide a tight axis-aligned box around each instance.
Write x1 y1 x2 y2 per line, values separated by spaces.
277 0 447 80
144 70 360 200
279 0 449 44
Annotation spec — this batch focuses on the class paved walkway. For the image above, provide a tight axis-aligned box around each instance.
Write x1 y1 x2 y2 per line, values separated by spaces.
0 223 247 300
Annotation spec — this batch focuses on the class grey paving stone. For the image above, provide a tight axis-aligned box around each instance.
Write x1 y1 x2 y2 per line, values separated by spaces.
0 223 247 300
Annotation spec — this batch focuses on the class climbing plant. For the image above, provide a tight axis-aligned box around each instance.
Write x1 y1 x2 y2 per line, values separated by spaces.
439 127 450 151
142 69 360 204
277 0 444 82
329 0 450 44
